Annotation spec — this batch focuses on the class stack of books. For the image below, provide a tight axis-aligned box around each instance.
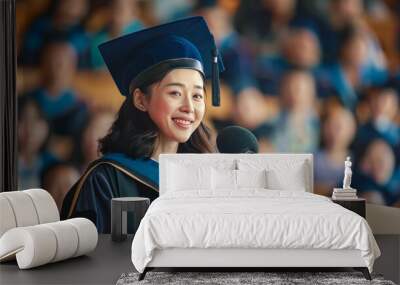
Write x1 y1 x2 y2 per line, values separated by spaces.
332 188 358 200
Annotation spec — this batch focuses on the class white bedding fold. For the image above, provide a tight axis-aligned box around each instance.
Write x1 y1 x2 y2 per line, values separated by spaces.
131 190 380 273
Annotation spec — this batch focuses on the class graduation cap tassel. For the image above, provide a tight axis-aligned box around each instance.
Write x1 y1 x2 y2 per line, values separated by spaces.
211 47 220 107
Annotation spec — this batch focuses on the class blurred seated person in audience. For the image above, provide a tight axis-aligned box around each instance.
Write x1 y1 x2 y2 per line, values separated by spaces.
353 139 399 206
387 73 400 98
196 0 267 133
232 87 272 132
314 105 356 196
26 40 89 140
256 27 321 95
148 0 196 22
319 25 388 110
266 70 319 153
196 0 256 95
19 0 90 67
354 87 399 151
315 0 387 68
74 109 116 172
41 163 80 211
234 0 314 56
18 96 58 189
89 0 143 70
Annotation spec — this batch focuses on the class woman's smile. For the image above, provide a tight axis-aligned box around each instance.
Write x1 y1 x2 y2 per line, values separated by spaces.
172 117 194 129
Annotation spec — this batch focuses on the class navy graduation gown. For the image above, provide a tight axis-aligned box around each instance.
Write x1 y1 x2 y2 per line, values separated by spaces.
61 153 159 233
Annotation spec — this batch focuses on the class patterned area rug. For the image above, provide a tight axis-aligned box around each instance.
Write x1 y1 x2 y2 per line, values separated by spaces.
116 271 396 285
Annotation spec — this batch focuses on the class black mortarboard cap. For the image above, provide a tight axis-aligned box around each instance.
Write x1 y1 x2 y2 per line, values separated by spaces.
98 16 224 106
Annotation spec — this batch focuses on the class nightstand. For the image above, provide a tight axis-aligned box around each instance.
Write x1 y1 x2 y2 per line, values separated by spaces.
111 197 150 242
331 198 366 218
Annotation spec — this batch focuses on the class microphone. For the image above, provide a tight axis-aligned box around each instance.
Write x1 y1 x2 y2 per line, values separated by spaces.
216 125 259 153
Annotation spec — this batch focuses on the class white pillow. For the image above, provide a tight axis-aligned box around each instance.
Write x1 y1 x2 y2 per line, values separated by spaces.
266 168 306 191
167 163 212 191
236 169 267 189
212 168 237 190
237 159 308 191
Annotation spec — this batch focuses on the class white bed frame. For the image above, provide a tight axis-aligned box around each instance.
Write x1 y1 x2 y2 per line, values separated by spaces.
140 154 371 280
148 248 365 268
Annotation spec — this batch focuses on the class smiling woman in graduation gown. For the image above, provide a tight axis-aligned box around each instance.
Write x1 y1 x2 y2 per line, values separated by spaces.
61 17 224 233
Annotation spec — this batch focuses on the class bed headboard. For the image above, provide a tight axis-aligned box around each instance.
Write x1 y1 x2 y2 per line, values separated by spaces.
159 153 313 195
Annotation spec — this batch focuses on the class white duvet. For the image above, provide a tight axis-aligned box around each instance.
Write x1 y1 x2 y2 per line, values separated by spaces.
131 190 380 273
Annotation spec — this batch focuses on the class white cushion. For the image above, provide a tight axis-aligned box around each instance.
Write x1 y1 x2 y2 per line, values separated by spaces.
0 196 17 237
0 189 60 238
167 163 212 191
0 226 58 269
212 168 237 190
266 167 306 191
160 154 240 195
23 189 59 223
0 190 97 269
236 169 267 189
211 169 267 190
0 191 40 228
42 222 79 262
237 159 308 191
0 218 97 269
65 218 98 257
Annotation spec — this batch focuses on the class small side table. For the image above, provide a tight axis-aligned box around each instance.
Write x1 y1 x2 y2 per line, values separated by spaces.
111 197 150 242
331 198 366 218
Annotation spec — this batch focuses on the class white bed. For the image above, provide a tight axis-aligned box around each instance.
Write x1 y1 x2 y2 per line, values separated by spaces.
131 154 380 280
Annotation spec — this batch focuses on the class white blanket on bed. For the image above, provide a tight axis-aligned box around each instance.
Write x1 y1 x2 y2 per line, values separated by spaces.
131 190 380 273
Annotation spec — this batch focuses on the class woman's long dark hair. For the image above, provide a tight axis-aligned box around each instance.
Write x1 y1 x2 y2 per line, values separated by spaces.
99 69 214 158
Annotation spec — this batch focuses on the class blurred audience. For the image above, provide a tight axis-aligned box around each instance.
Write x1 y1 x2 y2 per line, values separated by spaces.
75 109 116 171
233 87 271 130
234 0 311 55
353 139 399 205
41 163 80 210
320 24 388 110
256 27 321 95
89 0 143 70
267 70 320 153
19 0 90 67
18 96 57 189
316 0 387 68
196 0 256 95
354 87 399 150
26 41 89 138
314 105 357 196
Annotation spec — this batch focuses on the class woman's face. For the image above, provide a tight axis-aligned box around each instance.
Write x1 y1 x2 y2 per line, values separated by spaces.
144 69 206 143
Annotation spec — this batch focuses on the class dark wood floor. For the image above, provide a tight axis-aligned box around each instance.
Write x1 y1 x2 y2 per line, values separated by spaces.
0 235 398 284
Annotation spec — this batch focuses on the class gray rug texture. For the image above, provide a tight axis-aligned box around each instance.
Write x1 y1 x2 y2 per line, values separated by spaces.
116 271 396 285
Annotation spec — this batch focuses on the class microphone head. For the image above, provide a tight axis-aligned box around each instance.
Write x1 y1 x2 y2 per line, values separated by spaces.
216 125 259 153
